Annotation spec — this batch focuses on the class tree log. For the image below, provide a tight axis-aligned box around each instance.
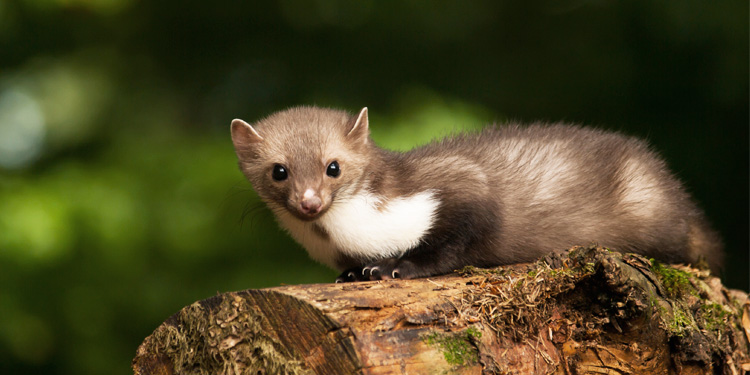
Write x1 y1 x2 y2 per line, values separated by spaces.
133 246 750 375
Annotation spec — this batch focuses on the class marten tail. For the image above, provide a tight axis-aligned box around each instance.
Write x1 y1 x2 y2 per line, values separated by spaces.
687 218 724 275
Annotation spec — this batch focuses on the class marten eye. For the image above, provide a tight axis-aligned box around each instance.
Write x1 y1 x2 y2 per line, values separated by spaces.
326 161 340 178
271 164 288 181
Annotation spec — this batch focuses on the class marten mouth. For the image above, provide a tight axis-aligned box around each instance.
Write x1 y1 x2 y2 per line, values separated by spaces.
288 204 329 222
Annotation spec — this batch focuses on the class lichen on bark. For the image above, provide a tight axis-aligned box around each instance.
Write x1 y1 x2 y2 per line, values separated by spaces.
139 295 306 375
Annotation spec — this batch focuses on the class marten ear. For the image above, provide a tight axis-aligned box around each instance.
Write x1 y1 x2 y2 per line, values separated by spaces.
346 107 369 144
231 119 264 146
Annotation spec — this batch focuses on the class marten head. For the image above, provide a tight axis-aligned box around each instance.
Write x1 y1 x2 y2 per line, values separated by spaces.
231 106 372 221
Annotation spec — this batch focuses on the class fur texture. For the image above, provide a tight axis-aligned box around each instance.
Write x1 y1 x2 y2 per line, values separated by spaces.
231 106 723 282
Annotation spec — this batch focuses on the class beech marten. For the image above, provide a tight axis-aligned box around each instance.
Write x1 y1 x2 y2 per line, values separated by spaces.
231 106 723 282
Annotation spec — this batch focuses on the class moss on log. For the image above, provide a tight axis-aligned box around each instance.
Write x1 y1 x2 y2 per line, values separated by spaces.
133 246 750 374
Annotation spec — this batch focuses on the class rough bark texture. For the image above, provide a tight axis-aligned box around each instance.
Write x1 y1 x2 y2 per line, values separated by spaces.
133 246 750 375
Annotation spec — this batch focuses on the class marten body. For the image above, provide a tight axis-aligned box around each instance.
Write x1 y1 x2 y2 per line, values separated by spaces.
231 106 722 282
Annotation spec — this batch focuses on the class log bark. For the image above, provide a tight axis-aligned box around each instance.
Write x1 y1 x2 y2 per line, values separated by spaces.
133 246 750 375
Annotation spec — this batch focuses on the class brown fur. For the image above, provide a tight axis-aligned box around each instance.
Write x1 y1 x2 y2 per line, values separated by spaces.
231 106 724 280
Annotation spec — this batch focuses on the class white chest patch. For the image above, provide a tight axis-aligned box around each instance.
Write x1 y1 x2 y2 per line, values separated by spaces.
273 191 440 270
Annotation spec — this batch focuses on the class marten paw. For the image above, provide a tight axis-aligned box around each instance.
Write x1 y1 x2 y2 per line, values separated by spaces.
335 268 363 283
334 259 417 282
365 258 417 280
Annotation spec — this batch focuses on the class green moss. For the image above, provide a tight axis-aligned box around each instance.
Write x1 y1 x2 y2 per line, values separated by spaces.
699 302 731 332
457 265 480 275
548 268 575 278
423 328 482 366
465 327 482 340
650 259 693 297
648 293 694 337
666 305 693 337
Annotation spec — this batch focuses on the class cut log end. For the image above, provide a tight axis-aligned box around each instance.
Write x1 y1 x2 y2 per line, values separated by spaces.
133 246 750 375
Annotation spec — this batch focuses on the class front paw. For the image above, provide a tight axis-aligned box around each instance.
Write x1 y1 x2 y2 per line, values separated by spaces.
334 266 381 283
334 259 417 282
335 268 363 283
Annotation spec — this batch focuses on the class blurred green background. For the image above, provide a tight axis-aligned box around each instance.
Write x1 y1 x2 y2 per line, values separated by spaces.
0 0 746 373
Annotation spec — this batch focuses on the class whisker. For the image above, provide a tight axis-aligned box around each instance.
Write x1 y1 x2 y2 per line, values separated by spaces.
220 183 273 230
240 201 270 229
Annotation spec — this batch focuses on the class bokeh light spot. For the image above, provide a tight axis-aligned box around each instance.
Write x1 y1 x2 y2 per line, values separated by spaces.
0 90 45 169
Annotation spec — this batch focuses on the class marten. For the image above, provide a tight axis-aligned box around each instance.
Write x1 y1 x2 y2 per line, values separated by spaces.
230 106 723 282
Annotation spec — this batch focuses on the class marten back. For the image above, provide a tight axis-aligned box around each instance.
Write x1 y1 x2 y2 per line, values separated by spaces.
390 124 723 272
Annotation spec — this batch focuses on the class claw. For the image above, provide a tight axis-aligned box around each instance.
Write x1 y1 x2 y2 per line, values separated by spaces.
370 266 381 279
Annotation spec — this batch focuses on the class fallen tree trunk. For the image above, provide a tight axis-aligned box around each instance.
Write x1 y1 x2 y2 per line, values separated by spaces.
133 246 750 375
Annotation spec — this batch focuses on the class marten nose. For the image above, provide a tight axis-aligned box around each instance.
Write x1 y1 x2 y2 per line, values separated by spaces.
300 197 322 215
